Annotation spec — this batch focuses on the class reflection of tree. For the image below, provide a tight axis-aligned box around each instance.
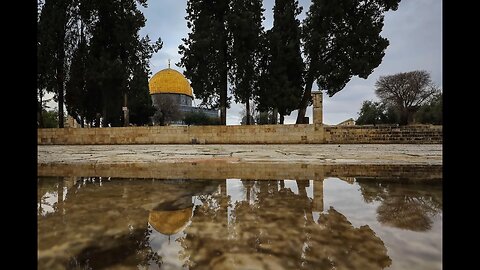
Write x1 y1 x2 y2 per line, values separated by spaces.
38 177 61 201
38 178 219 269
357 178 442 231
66 227 162 269
178 179 391 269
38 176 81 216
37 177 63 216
177 181 230 268
310 207 391 269
39 177 395 269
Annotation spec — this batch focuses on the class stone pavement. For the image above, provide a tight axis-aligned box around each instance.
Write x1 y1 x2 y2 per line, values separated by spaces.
38 144 442 166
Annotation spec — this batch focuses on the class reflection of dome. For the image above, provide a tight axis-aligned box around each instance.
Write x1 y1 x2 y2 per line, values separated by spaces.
149 68 193 97
148 207 193 235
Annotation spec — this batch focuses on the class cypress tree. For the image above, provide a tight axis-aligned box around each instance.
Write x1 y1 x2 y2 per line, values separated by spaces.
179 0 231 125
267 0 304 124
37 0 75 127
229 0 264 125
65 0 161 127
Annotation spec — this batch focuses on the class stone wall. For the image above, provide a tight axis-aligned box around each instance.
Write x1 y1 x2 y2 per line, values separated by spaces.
37 124 321 144
38 124 442 145
323 125 442 144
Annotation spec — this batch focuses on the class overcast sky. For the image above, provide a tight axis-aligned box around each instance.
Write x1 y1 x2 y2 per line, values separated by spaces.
139 0 442 125
46 0 442 125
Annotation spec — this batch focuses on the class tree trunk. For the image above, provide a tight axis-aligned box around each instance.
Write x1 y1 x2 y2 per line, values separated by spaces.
160 113 165 126
56 9 67 128
296 180 308 197
219 21 228 126
296 180 314 222
37 109 43 128
279 114 284 124
272 108 278 124
37 95 44 128
57 51 65 128
95 113 101 127
246 99 251 125
57 177 64 213
220 93 227 124
399 108 408 126
102 106 108 127
407 108 415 125
296 70 315 124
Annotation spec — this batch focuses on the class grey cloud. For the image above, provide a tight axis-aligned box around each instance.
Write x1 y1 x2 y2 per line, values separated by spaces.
141 0 442 125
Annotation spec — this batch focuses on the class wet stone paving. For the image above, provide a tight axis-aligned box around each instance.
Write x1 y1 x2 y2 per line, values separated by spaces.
38 172 442 270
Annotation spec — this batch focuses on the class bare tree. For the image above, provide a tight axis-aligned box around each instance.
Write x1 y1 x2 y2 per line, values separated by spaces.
152 95 181 126
375 70 439 125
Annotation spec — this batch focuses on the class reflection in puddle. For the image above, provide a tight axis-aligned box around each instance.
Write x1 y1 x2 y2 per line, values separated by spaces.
357 178 442 232
38 176 442 270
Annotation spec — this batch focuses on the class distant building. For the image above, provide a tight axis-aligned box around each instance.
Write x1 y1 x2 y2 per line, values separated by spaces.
148 66 218 123
337 118 355 126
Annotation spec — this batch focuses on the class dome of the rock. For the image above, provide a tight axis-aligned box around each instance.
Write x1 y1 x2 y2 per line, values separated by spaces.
147 64 218 125
148 207 193 235
149 68 193 97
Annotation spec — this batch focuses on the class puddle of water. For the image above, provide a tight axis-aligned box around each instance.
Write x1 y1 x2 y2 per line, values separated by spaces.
38 173 441 270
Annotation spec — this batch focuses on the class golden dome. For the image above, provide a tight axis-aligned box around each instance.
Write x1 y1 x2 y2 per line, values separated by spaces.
149 68 193 97
148 208 193 235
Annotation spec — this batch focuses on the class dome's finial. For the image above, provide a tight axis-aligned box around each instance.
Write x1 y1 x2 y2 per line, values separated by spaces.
168 59 171 69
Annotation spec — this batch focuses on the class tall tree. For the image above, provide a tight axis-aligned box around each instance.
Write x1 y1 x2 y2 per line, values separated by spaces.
72 0 161 127
296 0 401 124
65 27 88 127
255 31 277 123
37 0 45 128
38 0 75 127
179 0 231 125
126 40 159 126
375 70 439 125
267 0 304 124
229 0 264 125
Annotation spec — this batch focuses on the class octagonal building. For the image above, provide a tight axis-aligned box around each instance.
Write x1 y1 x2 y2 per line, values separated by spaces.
149 66 219 123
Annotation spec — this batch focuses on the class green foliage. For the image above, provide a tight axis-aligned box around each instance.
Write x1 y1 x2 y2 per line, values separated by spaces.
152 96 182 126
128 93 156 126
179 0 230 124
37 0 76 127
375 70 439 125
356 101 397 125
256 0 304 123
86 0 152 127
40 109 67 128
297 0 401 123
184 111 221 126
60 0 162 127
241 115 256 125
65 37 88 126
229 0 264 124
255 34 273 112
415 93 442 125
255 111 270 125
356 92 442 126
